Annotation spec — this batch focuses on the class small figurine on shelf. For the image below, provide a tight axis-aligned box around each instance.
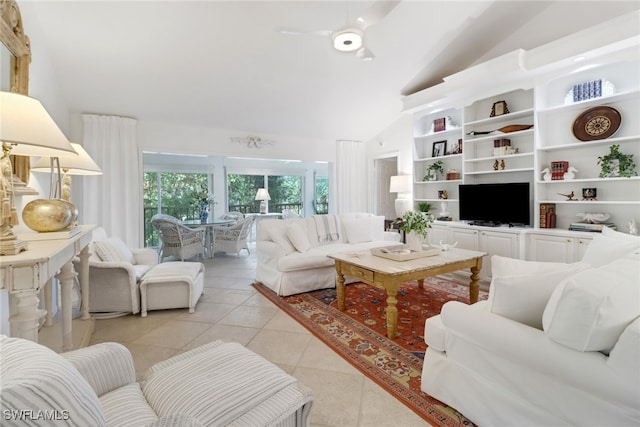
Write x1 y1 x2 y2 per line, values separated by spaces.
558 191 577 201
629 219 638 236
493 160 499 170
540 168 552 182
564 166 579 180
500 159 506 170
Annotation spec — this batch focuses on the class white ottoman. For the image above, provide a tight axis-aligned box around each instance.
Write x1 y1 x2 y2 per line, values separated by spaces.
140 262 204 317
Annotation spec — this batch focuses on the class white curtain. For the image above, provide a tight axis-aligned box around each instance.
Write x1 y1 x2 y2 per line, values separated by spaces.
81 114 142 247
335 140 367 213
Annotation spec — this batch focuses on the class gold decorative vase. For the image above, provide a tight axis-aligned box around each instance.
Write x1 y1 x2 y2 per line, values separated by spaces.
22 199 77 232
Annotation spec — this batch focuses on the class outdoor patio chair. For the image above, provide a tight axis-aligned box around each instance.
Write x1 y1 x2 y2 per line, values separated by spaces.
151 214 206 262
212 215 256 256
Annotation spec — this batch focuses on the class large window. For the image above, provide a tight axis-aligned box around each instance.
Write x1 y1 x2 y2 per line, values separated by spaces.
228 174 303 214
143 172 210 247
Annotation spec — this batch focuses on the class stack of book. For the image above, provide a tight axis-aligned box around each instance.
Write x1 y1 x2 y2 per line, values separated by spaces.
539 203 556 228
493 138 511 156
551 161 569 180
569 222 616 232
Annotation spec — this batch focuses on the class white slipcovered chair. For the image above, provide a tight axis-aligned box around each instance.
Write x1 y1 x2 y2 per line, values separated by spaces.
212 215 256 256
151 214 205 261
0 335 313 426
73 227 158 317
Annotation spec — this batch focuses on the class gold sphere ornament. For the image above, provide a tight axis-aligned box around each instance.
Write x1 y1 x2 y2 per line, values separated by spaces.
22 199 77 232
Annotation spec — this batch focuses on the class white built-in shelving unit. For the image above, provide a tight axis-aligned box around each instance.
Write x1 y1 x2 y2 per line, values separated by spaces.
404 11 640 265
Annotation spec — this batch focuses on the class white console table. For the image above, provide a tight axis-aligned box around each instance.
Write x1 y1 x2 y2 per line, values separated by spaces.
0 224 95 351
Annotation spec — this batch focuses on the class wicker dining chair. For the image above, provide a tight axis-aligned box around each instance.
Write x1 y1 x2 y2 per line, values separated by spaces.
212 215 256 256
151 214 206 261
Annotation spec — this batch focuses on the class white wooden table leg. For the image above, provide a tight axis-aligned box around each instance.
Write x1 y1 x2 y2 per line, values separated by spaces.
9 289 45 342
44 278 53 326
79 246 91 320
56 261 77 351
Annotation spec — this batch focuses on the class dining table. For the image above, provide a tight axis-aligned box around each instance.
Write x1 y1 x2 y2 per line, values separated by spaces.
182 218 234 258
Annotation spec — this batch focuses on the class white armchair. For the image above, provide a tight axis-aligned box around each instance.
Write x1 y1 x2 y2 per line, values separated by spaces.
0 335 313 426
151 214 205 261
73 227 157 317
212 215 256 256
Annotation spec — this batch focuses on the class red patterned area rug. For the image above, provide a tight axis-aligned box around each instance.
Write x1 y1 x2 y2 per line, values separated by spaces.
253 277 488 426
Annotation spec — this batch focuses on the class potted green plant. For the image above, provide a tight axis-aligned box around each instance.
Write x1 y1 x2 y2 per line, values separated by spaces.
597 144 637 178
424 160 444 181
395 210 434 251
417 202 432 213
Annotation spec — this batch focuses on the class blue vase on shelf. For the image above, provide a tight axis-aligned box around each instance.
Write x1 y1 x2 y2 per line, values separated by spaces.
199 203 209 223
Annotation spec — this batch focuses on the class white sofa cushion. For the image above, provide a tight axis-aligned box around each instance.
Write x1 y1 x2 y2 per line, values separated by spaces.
581 234 640 267
287 221 311 253
543 258 640 353
100 383 158 426
342 216 372 243
608 317 640 375
267 221 296 255
94 237 134 263
488 256 588 329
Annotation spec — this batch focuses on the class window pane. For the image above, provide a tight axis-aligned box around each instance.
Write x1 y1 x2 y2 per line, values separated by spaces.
268 175 302 215
315 175 328 214
228 174 264 213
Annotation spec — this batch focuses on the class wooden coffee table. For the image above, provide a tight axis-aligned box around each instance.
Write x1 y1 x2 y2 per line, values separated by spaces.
328 247 486 339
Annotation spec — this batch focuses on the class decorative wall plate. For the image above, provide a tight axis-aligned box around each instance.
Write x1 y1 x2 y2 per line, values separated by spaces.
572 106 621 141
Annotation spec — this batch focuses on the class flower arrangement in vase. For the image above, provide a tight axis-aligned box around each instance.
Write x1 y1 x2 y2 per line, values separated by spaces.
395 210 434 251
191 185 217 223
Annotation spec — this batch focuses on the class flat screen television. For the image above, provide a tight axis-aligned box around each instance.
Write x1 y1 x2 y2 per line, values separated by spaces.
459 182 531 226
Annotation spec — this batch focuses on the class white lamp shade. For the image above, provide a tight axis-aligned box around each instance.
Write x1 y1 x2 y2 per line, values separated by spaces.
255 188 271 201
0 92 77 157
31 143 103 175
389 175 411 193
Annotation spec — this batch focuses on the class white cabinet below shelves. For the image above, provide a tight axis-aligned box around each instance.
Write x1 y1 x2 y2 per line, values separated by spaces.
526 233 593 263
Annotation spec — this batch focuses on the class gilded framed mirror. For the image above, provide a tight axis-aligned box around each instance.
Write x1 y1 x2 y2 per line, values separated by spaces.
1 0 33 190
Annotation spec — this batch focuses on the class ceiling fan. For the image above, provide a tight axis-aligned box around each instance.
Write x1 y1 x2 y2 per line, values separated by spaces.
277 1 401 61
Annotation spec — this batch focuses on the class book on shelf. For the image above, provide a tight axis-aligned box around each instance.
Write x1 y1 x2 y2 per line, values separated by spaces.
550 161 569 181
539 203 556 228
568 222 616 232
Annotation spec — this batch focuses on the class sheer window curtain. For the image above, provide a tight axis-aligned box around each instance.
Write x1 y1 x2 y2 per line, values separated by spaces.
81 114 142 247
336 140 367 213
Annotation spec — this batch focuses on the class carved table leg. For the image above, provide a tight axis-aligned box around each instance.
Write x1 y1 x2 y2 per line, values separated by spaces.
44 278 53 326
469 266 480 304
417 278 424 289
385 281 399 339
336 262 346 311
78 246 91 320
9 289 46 342
56 261 77 351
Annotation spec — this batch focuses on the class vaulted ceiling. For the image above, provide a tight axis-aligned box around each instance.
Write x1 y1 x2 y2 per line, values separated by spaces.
24 1 639 142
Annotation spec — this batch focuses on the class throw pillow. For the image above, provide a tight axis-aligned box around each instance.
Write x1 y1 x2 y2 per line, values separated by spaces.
607 317 640 374
267 223 296 254
542 258 640 353
602 225 640 243
287 221 311 253
488 256 589 329
93 238 134 263
342 216 373 244
581 234 640 267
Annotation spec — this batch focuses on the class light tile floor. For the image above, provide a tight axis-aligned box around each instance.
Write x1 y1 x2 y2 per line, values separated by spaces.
89 243 430 427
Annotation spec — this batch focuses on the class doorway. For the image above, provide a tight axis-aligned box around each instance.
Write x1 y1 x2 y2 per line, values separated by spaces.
373 156 398 220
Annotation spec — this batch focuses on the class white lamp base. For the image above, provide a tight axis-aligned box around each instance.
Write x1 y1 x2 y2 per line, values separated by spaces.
259 200 267 214
395 198 411 218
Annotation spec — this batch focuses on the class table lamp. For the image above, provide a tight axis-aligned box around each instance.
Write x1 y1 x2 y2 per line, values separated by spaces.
389 175 411 218
31 143 103 203
0 91 78 255
255 188 271 214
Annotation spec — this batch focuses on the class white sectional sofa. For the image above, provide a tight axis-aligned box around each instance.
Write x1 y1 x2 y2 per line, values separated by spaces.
256 213 401 296
422 227 640 426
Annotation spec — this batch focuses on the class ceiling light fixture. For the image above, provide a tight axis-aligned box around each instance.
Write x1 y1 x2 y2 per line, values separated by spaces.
333 28 363 52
